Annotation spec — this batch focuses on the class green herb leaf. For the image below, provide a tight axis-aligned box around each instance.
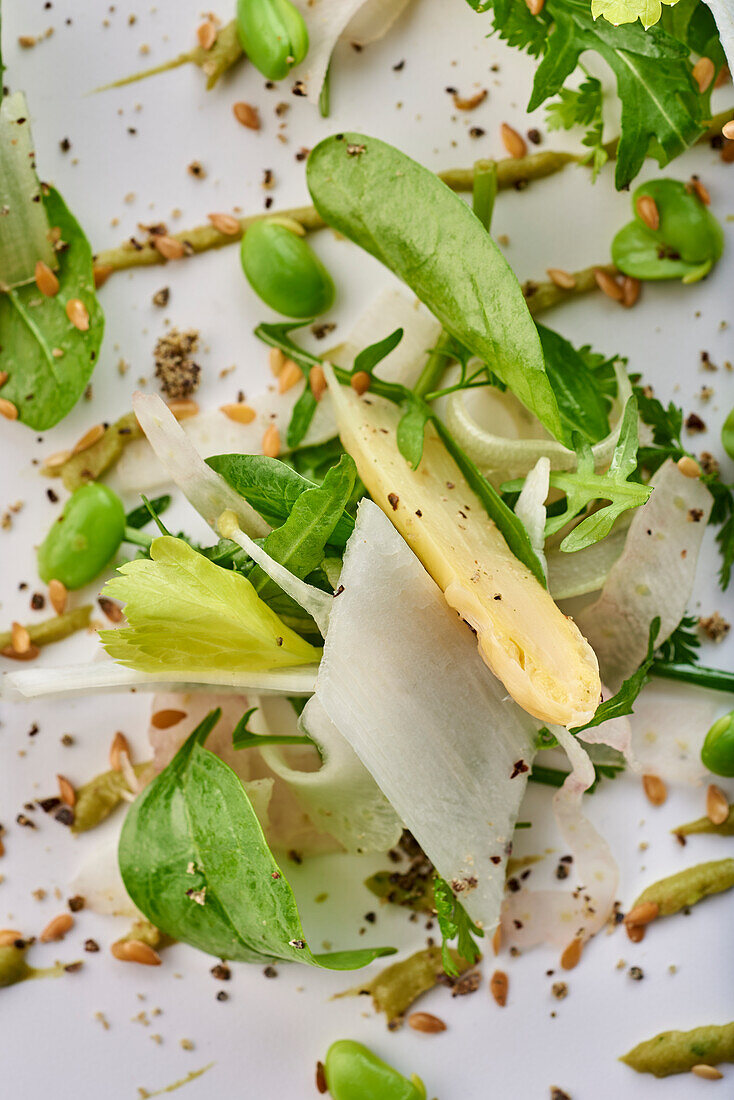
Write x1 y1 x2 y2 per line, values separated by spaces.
655 613 700 665
722 406 734 462
573 616 660 731
546 76 608 178
433 874 483 977
119 709 394 967
0 185 104 430
537 323 611 444
125 495 172 530
250 454 357 602
353 328 404 375
396 398 430 469
306 133 568 443
206 453 355 547
468 0 708 189
100 535 321 673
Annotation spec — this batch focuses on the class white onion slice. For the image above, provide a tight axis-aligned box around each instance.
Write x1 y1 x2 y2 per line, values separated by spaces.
444 360 632 481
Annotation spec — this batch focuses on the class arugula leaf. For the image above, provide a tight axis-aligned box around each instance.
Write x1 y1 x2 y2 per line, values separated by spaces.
656 613 700 664
206 454 355 548
100 535 321 673
467 0 708 189
433 875 483 977
537 323 611 444
119 709 394 968
573 617 660 731
0 184 104 430
634 384 734 588
306 133 568 444
504 397 651 552
249 454 357 601
125 494 172 530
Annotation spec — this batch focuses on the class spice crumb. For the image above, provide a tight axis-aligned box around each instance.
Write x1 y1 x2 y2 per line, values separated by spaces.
154 329 200 399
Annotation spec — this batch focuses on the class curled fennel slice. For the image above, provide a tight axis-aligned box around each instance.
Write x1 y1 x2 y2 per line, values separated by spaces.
444 359 632 482
324 365 600 728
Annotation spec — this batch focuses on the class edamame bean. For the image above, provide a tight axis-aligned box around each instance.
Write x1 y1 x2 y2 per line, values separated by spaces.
37 483 126 589
324 1040 426 1100
612 179 723 283
235 0 308 81
241 219 335 318
702 711 734 777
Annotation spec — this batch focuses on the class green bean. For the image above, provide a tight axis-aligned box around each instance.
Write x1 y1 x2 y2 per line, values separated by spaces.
45 412 143 492
632 858 734 917
240 219 335 318
324 1040 426 1100
674 807 734 838
37 484 126 590
338 946 469 1027
0 605 92 651
71 763 151 834
621 1022 734 1077
702 711 734 777
612 179 724 284
235 0 308 81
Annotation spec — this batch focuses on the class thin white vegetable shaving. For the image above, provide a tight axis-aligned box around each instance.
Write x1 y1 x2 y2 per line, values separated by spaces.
626 680 725 785
290 0 414 104
514 456 550 581
312 500 539 932
131 392 269 536
444 359 632 481
502 727 619 949
257 695 403 854
1 660 317 702
576 459 713 690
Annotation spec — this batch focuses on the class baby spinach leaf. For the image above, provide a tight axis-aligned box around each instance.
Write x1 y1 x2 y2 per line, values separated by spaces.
537 323 611 444
0 93 57 287
250 454 357 600
0 186 103 430
306 133 568 444
206 454 355 548
119 709 394 968
433 874 483 977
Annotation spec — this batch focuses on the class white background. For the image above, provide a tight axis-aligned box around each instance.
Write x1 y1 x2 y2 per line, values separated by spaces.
1 0 733 1097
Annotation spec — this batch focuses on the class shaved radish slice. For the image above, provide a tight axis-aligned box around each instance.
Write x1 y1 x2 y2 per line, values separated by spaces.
132 392 269 536
501 727 618 949
576 460 712 690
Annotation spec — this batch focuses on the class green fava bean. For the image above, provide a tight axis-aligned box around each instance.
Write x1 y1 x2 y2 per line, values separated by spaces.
241 220 335 318
37 483 126 590
702 711 734 778
235 0 308 81
611 179 724 284
324 1040 426 1100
